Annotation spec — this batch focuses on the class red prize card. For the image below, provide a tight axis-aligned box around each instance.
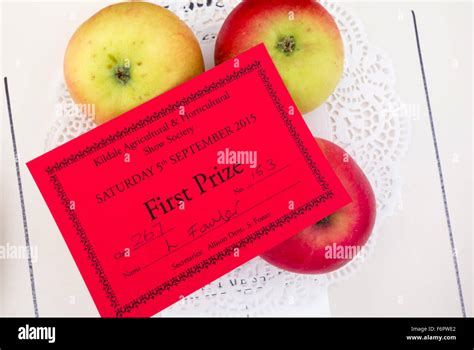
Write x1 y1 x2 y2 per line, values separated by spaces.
27 44 351 317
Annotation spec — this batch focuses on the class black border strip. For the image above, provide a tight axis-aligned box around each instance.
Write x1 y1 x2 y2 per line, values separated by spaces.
411 11 466 317
3 77 39 317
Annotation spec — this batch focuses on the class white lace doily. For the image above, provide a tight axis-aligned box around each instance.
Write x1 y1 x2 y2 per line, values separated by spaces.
45 0 411 317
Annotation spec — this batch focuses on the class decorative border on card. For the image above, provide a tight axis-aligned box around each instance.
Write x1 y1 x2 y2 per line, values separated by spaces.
46 61 334 316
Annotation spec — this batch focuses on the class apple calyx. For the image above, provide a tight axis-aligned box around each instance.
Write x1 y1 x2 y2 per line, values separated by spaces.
316 215 331 226
276 35 296 56
114 65 131 85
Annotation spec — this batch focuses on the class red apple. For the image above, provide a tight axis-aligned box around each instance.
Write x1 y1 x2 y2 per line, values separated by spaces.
261 138 376 274
215 0 344 114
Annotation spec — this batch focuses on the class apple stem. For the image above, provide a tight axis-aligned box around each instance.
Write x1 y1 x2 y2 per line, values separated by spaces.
277 36 296 55
114 65 131 85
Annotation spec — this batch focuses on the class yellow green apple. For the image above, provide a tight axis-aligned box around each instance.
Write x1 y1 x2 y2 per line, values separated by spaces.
64 2 204 124
215 0 344 114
